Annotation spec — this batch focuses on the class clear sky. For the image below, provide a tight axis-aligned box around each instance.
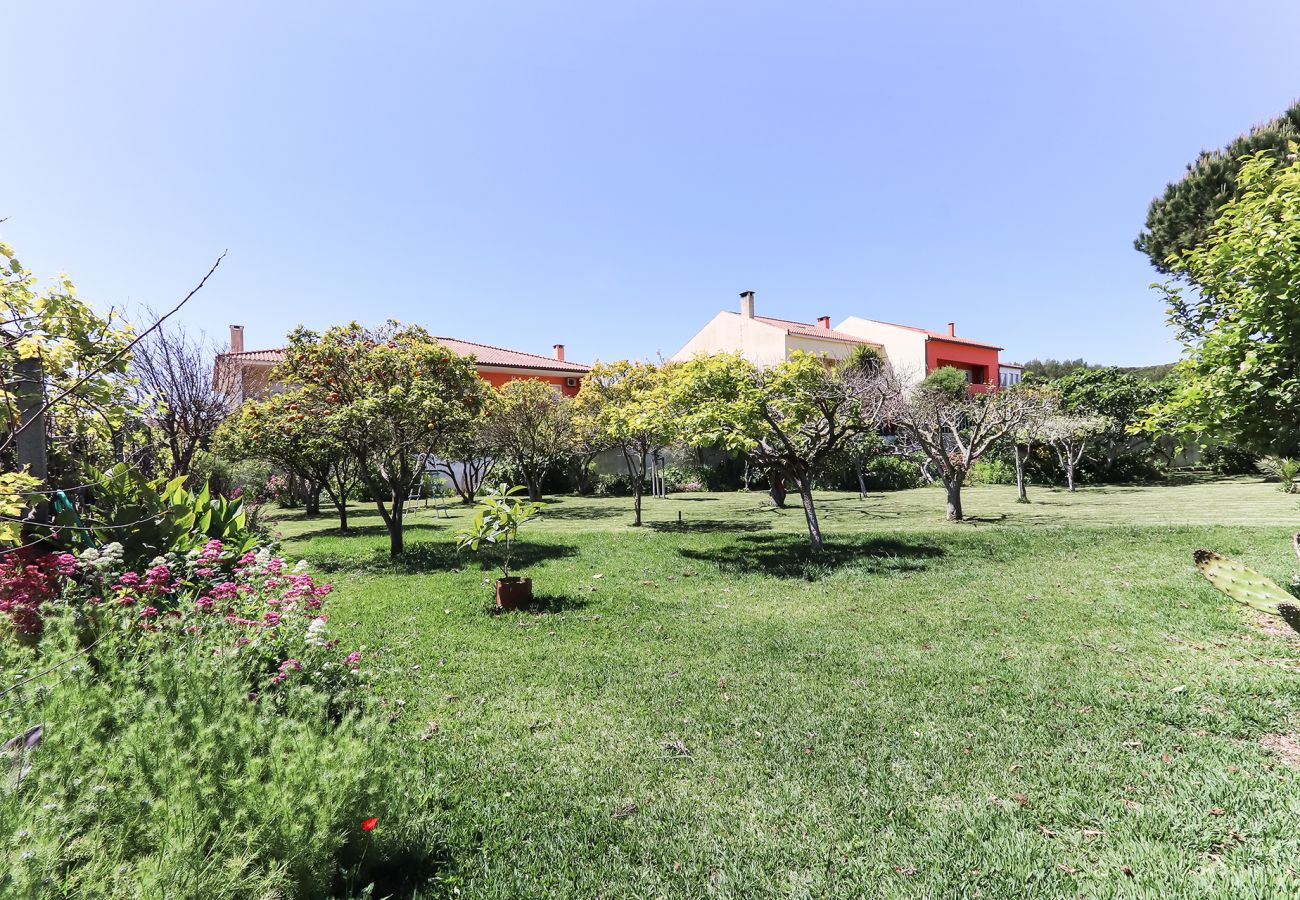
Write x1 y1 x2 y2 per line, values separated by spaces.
4 1 1298 367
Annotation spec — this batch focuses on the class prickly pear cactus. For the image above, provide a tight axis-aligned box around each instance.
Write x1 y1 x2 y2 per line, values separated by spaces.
1193 540 1300 635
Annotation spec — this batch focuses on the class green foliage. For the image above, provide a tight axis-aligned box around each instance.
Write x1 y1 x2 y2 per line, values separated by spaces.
662 352 887 547
1020 358 1094 381
1142 149 1300 457
64 464 260 566
1136 101 1300 275
1257 457 1300 493
0 610 438 896
574 360 674 525
918 365 970 401
864 455 926 491
275 321 486 554
1193 543 1300 633
1203 443 1260 476
968 457 1016 485
593 472 637 497
483 379 574 501
844 344 883 373
455 484 545 578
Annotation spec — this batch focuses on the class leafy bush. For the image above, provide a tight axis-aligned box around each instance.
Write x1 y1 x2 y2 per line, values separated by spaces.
227 458 281 503
1204 443 1260 476
61 465 260 569
0 544 440 897
660 464 707 493
594 473 637 497
864 455 925 491
968 457 1015 485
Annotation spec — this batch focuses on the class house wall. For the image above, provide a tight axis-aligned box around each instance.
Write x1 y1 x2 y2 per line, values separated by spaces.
834 317 927 381
670 312 788 366
477 369 582 396
785 334 874 363
925 340 1000 393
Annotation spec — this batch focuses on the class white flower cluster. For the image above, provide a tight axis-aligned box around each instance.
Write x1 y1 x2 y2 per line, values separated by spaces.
304 616 329 647
77 542 124 573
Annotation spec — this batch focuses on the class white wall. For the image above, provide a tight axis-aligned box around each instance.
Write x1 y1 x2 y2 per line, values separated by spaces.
835 317 927 383
670 312 788 366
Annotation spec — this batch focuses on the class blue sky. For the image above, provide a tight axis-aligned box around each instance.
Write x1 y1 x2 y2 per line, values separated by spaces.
4 1 1298 366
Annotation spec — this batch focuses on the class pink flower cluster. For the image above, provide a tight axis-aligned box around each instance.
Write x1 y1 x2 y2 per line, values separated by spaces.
0 550 76 638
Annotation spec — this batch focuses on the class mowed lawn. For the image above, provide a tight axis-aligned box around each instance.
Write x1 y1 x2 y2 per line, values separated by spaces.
276 478 1300 899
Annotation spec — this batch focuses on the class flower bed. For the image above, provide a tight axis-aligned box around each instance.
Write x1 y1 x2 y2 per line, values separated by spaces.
0 539 440 896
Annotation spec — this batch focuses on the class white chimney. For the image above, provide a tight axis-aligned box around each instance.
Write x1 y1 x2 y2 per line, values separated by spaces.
947 322 956 337
740 290 755 319
230 324 245 353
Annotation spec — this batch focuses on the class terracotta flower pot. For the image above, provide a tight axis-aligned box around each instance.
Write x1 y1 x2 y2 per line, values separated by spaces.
495 576 532 610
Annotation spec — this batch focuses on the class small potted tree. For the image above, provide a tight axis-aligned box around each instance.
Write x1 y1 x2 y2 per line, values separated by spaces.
455 484 545 610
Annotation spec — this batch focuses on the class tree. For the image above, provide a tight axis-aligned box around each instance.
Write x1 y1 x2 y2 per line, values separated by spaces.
483 379 574 502
663 352 888 550
1021 359 1094 381
1055 367 1166 477
574 360 673 527
1007 384 1059 503
567 407 608 496
130 317 231 478
1041 414 1111 492
433 415 494 504
215 388 359 531
883 366 1054 521
1 240 138 541
1141 148 1300 459
274 322 483 555
1136 102 1300 277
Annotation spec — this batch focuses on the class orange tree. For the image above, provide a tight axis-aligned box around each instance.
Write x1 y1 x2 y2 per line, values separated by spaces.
275 321 483 555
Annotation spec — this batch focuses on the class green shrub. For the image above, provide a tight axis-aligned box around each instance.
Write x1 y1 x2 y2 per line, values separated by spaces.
0 548 441 897
1203 443 1260 475
864 455 925 491
0 618 439 897
594 473 637 497
660 464 709 492
968 457 1015 485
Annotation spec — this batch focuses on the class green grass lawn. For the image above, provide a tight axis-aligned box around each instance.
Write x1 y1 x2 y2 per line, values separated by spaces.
276 478 1300 898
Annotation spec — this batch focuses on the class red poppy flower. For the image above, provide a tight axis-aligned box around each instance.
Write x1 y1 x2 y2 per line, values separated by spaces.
361 817 378 831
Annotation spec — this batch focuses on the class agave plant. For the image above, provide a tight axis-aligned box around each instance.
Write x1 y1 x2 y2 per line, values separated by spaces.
1193 533 1300 633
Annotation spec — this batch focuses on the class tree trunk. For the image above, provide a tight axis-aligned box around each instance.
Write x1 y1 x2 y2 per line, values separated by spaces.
795 477 824 551
1066 459 1077 492
305 483 321 517
525 471 543 502
388 490 405 556
337 501 349 532
767 470 787 508
632 481 642 526
1014 444 1029 503
944 476 964 521
854 462 867 499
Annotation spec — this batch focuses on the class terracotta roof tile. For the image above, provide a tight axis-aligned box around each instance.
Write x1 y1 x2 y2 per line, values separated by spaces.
217 337 590 373
749 314 877 346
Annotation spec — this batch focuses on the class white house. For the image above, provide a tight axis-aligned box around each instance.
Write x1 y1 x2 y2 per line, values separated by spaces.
670 291 883 366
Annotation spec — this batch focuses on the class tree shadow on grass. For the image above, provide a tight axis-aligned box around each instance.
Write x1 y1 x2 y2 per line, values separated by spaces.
311 539 579 575
647 519 774 534
488 592 592 615
540 501 628 522
679 533 945 581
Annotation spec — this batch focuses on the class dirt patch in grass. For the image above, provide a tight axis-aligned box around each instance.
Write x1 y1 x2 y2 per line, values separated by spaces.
1253 614 1296 638
1261 733 1300 767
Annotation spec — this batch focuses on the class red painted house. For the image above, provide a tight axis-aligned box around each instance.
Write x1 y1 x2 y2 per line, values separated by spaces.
835 317 1003 393
215 325 589 404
